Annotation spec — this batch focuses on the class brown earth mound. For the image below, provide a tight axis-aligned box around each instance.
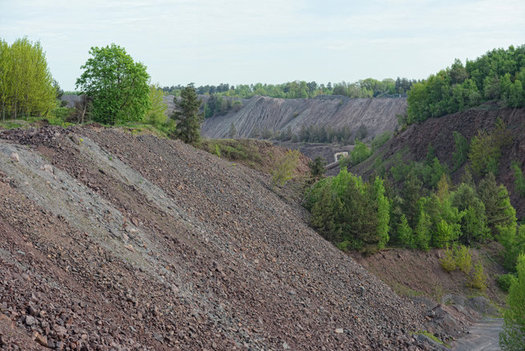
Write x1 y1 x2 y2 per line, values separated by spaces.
0 126 438 350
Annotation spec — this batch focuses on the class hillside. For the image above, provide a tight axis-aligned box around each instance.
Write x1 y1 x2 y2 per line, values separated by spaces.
0 125 444 350
201 95 406 139
352 105 525 218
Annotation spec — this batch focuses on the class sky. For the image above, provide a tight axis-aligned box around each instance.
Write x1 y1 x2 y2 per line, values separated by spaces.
1 0 524 91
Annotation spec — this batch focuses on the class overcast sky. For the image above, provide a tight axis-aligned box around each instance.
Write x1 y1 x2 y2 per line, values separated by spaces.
1 0 524 91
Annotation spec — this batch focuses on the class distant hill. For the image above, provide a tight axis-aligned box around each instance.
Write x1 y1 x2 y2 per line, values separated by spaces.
201 95 406 139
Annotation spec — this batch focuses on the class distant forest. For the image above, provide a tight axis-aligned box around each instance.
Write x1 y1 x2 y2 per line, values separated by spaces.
406 45 525 124
162 77 416 99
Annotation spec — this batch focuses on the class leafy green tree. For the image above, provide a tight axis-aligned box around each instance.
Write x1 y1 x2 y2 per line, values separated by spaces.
374 177 390 249
145 84 168 126
76 44 150 125
0 38 56 119
451 183 490 244
397 214 414 248
171 84 203 144
500 254 525 350
414 207 432 250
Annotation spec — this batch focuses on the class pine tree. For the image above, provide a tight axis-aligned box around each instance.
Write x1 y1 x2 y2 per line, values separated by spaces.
171 85 203 144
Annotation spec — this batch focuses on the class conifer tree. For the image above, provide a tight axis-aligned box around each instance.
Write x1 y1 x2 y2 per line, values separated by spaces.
171 84 203 144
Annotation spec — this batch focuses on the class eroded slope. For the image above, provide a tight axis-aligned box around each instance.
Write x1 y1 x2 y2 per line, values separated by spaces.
1 126 427 350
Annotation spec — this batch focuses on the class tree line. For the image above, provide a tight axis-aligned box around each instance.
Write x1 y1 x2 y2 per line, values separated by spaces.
406 45 525 124
163 77 416 100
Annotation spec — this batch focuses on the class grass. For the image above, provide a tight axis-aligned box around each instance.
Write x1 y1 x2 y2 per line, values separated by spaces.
415 330 449 348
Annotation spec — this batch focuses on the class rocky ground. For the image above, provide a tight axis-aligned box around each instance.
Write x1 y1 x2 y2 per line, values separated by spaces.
0 125 451 350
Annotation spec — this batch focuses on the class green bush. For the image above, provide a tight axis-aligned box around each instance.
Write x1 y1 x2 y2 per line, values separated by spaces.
349 140 372 166
440 244 472 274
468 261 487 290
272 149 300 187
497 273 518 292
440 246 457 272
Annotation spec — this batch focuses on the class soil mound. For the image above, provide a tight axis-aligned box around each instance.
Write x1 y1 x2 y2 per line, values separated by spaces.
0 126 432 350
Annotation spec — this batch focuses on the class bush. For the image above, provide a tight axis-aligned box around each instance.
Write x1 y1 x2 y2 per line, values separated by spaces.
349 140 372 166
497 273 518 292
440 246 457 272
440 244 472 274
272 149 300 187
468 261 487 290
455 245 473 274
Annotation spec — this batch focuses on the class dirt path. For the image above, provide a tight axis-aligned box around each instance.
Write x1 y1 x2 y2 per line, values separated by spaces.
452 318 503 351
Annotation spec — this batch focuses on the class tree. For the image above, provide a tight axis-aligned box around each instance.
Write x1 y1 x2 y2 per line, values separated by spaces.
145 84 168 126
228 122 237 138
76 44 150 125
171 84 203 144
308 156 326 180
500 254 525 350
0 38 56 119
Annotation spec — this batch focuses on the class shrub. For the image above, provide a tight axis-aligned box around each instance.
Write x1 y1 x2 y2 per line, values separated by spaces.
440 244 472 274
272 149 300 187
440 246 457 272
349 140 372 166
371 131 392 151
497 273 518 292
468 261 487 290
455 245 473 274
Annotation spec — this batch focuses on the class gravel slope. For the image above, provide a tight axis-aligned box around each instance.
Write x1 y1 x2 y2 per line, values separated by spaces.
0 126 434 350
202 95 406 139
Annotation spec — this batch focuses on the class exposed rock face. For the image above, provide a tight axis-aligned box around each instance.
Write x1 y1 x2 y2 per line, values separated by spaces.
0 125 431 350
202 95 406 139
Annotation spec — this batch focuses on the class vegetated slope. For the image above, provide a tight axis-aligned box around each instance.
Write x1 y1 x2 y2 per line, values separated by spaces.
353 105 525 218
0 126 434 350
201 95 406 139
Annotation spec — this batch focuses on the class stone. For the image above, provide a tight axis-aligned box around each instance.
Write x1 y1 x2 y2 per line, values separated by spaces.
10 152 19 162
24 315 36 326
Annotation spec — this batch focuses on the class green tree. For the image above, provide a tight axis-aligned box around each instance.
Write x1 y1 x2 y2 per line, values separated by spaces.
0 38 56 119
171 84 203 144
349 140 371 166
477 173 517 233
76 44 150 125
397 214 414 248
452 131 469 170
145 84 168 126
500 254 525 350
